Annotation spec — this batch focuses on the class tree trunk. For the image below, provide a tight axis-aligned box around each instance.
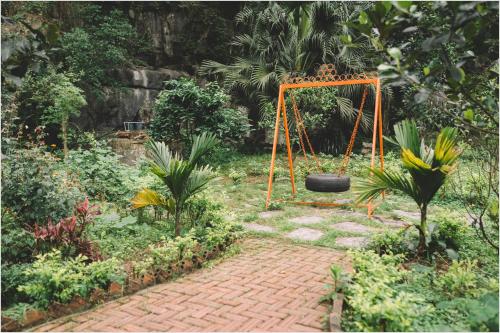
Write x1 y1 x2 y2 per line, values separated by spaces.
62 117 68 159
417 203 428 255
174 206 182 237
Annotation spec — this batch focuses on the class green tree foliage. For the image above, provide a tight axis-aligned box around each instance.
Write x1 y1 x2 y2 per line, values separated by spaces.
59 6 147 92
131 133 219 236
347 1 499 251
356 120 462 254
41 72 86 158
149 78 250 147
200 2 378 106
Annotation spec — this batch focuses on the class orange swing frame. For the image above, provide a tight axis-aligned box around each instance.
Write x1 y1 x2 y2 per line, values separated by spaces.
265 64 385 217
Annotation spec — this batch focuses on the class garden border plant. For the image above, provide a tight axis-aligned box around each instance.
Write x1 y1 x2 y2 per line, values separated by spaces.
2 218 243 331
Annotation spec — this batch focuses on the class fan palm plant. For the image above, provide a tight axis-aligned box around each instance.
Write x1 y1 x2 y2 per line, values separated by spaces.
131 132 219 236
356 120 462 254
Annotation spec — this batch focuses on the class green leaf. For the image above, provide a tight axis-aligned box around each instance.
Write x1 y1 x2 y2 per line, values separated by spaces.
340 35 352 44
359 11 369 24
392 1 412 12
450 67 465 83
463 109 474 122
378 64 397 71
423 67 430 76
388 47 402 60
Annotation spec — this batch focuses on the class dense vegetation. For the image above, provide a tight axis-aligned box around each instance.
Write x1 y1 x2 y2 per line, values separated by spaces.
1 1 498 331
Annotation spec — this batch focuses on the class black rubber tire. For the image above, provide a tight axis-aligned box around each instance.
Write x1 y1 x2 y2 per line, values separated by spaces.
305 174 350 193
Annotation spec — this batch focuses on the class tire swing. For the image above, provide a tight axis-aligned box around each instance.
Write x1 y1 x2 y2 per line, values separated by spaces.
289 87 369 194
265 64 385 217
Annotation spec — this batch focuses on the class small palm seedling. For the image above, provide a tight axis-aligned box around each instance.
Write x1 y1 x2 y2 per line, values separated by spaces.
131 132 219 236
356 120 461 254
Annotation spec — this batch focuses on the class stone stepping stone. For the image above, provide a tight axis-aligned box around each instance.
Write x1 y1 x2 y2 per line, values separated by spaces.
375 217 408 228
335 237 368 248
290 215 324 225
259 211 281 219
244 223 276 233
330 222 377 234
338 210 368 219
393 210 420 220
334 198 353 205
285 228 324 241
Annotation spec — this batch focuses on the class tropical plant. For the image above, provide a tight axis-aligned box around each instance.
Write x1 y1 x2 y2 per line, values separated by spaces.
149 79 249 147
356 120 462 254
41 72 87 158
1 146 84 226
131 132 219 236
33 198 101 260
201 2 374 104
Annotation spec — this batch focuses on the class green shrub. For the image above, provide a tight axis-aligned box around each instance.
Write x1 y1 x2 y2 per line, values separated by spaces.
1 209 35 264
1 263 32 307
366 229 413 256
342 250 431 332
339 250 499 332
435 260 481 298
228 168 247 184
18 249 125 309
149 79 249 147
1 147 84 226
66 142 132 203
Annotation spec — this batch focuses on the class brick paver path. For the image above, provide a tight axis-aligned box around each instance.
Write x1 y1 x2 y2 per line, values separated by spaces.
33 238 350 332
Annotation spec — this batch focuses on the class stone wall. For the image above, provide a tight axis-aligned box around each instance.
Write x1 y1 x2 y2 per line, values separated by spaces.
76 67 189 131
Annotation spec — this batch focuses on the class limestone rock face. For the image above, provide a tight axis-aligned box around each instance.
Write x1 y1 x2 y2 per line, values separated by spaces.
76 67 188 130
108 67 188 90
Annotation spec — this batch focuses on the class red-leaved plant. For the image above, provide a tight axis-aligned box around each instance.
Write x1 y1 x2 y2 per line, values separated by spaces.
33 197 102 260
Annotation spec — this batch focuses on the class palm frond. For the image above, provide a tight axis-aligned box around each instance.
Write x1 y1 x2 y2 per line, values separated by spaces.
355 168 421 205
393 119 421 156
131 188 174 213
189 132 219 165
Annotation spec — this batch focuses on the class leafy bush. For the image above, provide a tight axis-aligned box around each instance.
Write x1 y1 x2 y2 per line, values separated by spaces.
33 198 101 260
66 142 132 203
342 250 430 332
1 147 84 226
339 250 499 332
1 209 35 264
18 250 125 309
228 168 247 184
1 263 32 307
435 260 481 298
149 79 250 147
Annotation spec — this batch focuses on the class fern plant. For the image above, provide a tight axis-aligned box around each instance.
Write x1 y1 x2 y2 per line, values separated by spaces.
131 132 219 236
356 120 462 254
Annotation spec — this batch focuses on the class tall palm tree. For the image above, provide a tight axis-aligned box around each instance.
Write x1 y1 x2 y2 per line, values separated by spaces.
131 132 219 236
356 120 462 254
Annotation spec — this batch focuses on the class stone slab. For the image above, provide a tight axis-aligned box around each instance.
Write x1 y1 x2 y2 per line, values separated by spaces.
285 228 324 241
330 222 377 234
335 237 368 248
243 223 276 233
290 215 324 225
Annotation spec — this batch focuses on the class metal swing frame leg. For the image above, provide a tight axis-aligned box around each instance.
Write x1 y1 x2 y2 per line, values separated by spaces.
265 76 385 218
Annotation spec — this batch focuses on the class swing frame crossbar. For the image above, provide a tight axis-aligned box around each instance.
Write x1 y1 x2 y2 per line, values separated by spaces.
265 66 385 217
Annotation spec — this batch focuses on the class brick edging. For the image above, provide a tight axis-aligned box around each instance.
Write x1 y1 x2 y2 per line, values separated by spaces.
329 293 344 332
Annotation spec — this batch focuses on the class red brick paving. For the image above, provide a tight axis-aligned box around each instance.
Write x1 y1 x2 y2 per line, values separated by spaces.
33 238 350 332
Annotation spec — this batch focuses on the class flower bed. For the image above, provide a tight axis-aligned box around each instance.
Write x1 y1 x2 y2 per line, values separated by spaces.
1 220 243 331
